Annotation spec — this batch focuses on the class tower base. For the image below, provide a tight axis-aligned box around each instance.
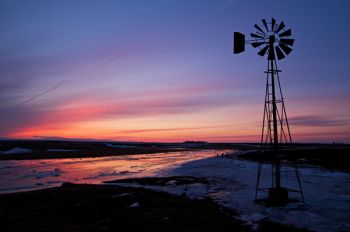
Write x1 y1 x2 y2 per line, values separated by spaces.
268 187 289 206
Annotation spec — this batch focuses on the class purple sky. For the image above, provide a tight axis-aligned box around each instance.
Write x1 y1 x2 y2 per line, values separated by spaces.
0 0 349 142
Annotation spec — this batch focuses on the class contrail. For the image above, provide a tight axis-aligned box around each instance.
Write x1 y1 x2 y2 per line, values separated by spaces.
206 0 238 18
16 1 238 107
16 57 116 106
195 0 238 24
17 81 66 107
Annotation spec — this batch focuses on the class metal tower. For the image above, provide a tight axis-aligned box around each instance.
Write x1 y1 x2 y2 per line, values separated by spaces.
233 18 304 205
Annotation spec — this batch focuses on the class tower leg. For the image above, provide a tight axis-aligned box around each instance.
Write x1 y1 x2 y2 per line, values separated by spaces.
255 162 263 201
294 164 305 202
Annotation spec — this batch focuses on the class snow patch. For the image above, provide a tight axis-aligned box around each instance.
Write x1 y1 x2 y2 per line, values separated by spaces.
129 202 139 208
240 213 266 224
112 192 133 198
2 147 32 154
159 156 350 232
105 143 136 148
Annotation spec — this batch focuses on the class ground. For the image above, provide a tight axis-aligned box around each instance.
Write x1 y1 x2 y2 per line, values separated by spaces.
0 182 311 232
1 140 349 231
238 146 350 172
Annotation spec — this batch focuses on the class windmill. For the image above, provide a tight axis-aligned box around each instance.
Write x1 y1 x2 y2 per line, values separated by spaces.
233 18 304 205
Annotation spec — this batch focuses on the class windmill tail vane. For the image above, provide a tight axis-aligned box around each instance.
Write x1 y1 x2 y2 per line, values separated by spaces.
233 18 304 206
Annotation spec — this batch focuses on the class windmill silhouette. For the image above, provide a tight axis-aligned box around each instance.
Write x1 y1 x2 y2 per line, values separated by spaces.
233 18 304 206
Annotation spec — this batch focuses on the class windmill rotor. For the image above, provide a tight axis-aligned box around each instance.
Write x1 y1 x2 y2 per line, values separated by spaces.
233 18 294 61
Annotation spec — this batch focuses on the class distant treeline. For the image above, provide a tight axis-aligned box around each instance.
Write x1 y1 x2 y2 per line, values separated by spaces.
183 140 208 144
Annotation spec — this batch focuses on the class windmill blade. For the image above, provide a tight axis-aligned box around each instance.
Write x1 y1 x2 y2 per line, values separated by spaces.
271 18 276 31
268 47 275 60
252 41 265 48
262 19 269 32
275 46 285 60
279 29 292 37
275 21 285 33
254 24 265 34
258 45 269 56
251 33 264 39
280 38 294 46
279 42 292 55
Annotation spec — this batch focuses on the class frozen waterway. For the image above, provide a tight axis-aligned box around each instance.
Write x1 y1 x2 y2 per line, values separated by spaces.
0 150 227 194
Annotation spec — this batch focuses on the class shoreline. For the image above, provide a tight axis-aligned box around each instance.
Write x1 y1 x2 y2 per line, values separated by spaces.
0 140 244 160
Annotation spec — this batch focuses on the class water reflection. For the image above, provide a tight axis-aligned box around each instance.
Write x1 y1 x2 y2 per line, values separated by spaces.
0 150 231 194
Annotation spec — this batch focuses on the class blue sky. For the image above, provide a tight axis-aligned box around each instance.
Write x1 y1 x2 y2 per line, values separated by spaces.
0 0 349 142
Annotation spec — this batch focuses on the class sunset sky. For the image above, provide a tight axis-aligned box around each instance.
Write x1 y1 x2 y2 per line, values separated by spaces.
1 0 349 143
